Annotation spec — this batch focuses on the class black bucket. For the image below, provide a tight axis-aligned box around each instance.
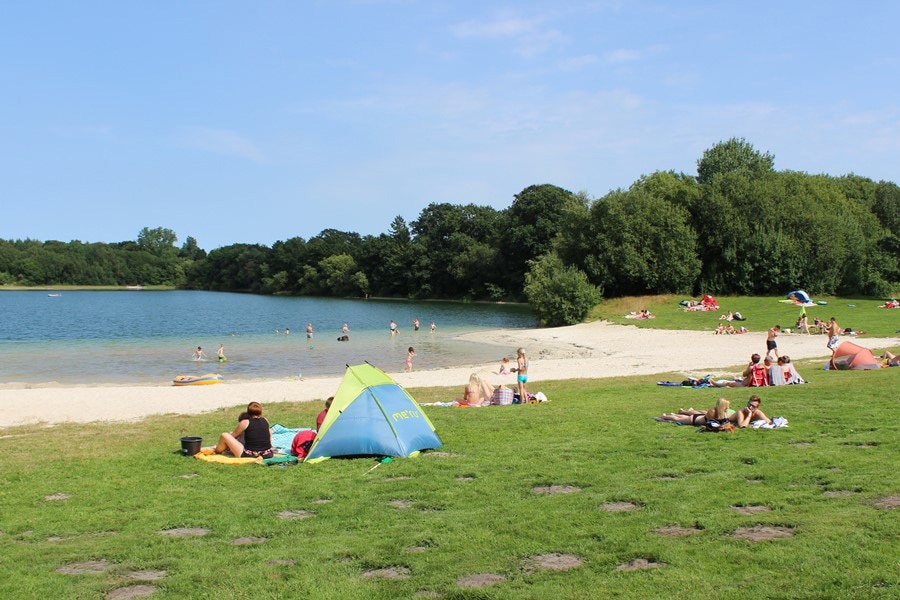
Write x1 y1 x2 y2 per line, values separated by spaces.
180 436 202 456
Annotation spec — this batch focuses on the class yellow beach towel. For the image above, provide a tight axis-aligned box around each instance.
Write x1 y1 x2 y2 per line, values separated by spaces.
194 452 261 465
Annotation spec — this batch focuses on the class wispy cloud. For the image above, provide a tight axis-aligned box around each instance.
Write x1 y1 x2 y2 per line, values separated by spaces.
450 14 540 39
604 48 641 64
450 11 568 57
182 127 267 163
559 53 600 71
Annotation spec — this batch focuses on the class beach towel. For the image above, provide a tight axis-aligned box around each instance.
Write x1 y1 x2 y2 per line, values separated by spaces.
269 424 314 454
194 453 261 465
750 416 789 429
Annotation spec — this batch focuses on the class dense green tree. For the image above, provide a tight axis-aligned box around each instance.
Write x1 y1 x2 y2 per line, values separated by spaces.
500 184 582 295
179 236 206 261
524 253 601 326
136 227 178 257
580 189 701 296
697 137 775 185
409 203 504 299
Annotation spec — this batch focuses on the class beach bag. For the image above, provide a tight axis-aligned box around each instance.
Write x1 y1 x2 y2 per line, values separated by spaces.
703 420 735 433
291 430 317 458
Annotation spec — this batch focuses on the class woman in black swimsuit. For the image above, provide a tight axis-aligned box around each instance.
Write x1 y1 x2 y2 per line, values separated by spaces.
213 401 273 459
657 398 734 426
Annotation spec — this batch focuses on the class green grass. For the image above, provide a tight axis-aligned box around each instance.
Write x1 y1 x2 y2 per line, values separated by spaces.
1 357 898 598
591 294 900 337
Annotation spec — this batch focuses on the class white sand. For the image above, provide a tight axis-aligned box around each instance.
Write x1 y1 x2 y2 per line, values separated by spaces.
2 321 897 428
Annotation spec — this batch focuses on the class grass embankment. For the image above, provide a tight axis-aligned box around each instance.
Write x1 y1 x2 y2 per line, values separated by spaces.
592 294 900 337
1 358 898 598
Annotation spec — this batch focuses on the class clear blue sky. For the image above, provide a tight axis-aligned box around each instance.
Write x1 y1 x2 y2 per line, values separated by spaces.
2 1 897 251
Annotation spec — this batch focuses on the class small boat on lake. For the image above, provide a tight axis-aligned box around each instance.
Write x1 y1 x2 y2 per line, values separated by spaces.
47 293 61 297
173 373 223 386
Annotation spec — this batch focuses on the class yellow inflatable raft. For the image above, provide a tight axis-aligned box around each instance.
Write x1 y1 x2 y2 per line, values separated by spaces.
173 373 224 386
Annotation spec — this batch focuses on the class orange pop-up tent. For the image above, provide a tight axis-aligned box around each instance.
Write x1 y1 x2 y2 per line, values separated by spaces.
826 341 880 370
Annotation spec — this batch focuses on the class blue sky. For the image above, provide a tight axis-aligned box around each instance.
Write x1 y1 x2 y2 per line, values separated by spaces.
2 1 897 251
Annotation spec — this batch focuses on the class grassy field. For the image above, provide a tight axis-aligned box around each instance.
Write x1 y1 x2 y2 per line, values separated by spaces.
592 294 900 337
1 352 898 598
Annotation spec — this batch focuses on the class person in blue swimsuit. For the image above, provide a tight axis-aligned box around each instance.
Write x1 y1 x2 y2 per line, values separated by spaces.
516 347 529 402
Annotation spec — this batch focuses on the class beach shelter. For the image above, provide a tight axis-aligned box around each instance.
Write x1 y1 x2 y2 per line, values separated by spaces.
787 289 813 304
827 341 880 370
305 363 442 463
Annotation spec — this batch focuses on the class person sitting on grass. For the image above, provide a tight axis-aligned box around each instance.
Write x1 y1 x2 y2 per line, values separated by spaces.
316 396 333 430
734 395 772 428
657 397 735 427
213 401 273 459
457 373 494 407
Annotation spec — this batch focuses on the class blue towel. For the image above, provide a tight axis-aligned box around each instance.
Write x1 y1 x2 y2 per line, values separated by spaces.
269 424 314 454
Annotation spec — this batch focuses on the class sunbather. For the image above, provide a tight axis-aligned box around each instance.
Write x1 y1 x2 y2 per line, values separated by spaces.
658 397 735 426
734 395 771 428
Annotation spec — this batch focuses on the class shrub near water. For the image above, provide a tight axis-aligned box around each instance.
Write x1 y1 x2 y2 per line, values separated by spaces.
0 362 898 598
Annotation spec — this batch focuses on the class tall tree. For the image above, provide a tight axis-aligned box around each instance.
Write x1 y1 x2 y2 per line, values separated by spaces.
500 184 582 296
136 227 178 257
697 137 775 185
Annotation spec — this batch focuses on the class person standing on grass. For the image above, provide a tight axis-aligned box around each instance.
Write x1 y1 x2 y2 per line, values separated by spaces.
765 325 781 361
516 347 529 402
826 317 841 352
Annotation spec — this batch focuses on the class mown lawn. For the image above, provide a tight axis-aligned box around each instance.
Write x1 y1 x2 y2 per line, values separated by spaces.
592 294 899 337
1 352 898 598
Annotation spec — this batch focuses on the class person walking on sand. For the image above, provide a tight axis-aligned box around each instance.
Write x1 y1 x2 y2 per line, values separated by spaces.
826 317 841 351
405 347 416 372
516 347 529 402
765 325 781 360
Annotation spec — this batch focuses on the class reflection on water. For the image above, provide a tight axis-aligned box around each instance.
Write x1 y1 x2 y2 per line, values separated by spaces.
0 291 535 384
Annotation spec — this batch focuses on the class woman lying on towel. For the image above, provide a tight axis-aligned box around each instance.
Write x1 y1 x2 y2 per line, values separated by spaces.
657 397 735 426
213 401 274 459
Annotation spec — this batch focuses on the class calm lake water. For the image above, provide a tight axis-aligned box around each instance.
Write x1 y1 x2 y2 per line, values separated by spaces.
0 291 536 384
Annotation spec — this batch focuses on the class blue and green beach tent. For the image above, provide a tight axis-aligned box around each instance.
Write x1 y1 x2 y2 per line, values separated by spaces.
305 363 442 463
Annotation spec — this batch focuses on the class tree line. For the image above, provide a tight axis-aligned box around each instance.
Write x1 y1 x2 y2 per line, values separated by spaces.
2 139 897 326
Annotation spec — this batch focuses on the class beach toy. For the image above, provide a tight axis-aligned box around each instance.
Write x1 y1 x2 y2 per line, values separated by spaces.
173 373 223 386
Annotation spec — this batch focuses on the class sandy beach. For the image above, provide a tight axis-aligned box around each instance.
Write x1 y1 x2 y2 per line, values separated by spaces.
3 321 897 428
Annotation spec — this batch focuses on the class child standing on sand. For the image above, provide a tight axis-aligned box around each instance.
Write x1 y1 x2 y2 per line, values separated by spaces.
405 347 416 372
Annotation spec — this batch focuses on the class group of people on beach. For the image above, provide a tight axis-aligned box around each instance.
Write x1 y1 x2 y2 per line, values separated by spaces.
210 396 334 460
454 348 530 406
390 318 436 336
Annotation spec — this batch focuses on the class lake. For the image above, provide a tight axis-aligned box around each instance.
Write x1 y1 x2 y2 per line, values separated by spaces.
0 291 536 385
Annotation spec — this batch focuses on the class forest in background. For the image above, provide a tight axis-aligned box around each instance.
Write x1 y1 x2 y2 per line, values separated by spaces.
2 139 897 324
